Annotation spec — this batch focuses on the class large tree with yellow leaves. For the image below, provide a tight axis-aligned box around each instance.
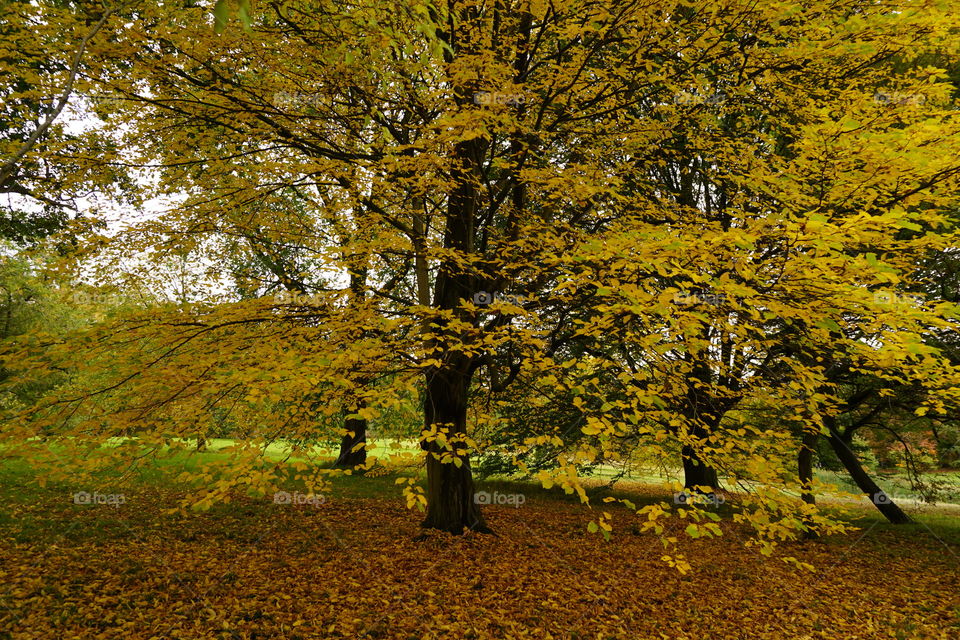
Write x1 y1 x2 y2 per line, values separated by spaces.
4 0 960 555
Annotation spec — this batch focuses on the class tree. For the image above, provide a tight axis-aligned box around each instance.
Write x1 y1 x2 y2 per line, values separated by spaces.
0 0 137 246
4 0 960 557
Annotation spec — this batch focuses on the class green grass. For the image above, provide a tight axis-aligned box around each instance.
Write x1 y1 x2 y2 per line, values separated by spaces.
2 439 958 549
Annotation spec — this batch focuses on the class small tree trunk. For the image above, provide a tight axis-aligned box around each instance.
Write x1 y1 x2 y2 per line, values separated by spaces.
335 413 367 468
826 425 913 524
420 364 490 534
799 431 817 506
335 244 370 470
798 430 818 539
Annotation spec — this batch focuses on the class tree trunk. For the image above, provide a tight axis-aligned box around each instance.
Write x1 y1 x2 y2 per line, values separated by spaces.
420 364 490 534
680 354 720 493
682 445 719 492
681 414 719 492
825 423 913 524
799 431 817 506
798 430 818 539
335 247 370 469
335 411 367 468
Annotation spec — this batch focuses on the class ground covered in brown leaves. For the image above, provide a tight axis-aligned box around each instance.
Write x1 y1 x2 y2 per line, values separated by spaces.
1 487 958 640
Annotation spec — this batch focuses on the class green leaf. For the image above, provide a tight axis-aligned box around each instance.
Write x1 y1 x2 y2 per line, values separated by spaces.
213 0 230 34
816 318 841 332
237 0 252 31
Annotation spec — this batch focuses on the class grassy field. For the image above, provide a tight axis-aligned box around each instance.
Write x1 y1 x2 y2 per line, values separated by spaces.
1 443 958 639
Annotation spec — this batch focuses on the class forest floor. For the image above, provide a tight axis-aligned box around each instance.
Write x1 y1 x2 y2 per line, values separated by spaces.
1 456 959 639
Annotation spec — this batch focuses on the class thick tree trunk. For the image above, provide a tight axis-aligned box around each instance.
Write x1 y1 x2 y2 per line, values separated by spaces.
680 354 720 493
682 446 719 492
420 364 490 534
681 415 719 493
415 43 490 531
335 412 367 468
826 424 913 524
